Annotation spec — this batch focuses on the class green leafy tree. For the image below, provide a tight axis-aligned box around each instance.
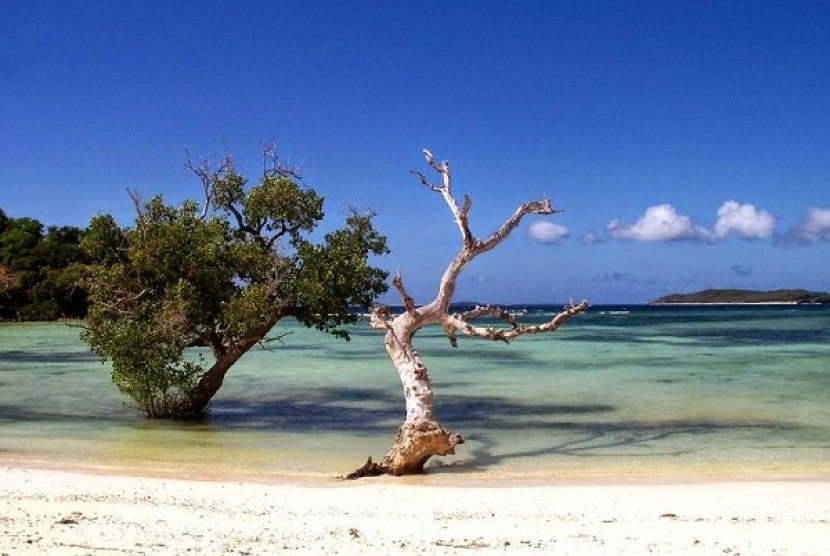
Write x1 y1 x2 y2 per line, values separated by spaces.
0 212 41 318
0 217 44 283
81 148 389 418
0 210 90 320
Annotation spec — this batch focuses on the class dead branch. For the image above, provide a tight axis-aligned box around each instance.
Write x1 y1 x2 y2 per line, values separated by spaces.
184 149 238 220
441 305 520 347
262 141 304 181
345 457 387 480
459 305 520 327
441 300 589 344
258 330 295 349
413 151 567 314
369 304 392 330
410 170 442 193
477 196 561 254
417 150 473 246
184 147 213 219
127 188 143 217
392 270 417 314
422 149 450 189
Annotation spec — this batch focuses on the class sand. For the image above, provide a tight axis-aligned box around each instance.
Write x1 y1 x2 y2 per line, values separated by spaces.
1 467 828 555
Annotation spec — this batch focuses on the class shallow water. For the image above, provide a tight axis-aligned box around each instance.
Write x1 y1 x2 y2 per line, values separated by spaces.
1 305 828 481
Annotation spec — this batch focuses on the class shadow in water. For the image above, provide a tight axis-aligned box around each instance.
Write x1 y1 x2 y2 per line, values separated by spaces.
207 388 618 436
0 402 135 426
428 419 798 475
0 350 99 364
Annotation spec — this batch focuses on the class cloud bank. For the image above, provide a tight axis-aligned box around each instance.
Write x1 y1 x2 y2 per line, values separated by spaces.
605 201 776 243
530 199 828 248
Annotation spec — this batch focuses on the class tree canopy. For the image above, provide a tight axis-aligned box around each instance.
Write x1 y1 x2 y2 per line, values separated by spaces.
0 208 88 321
81 148 388 418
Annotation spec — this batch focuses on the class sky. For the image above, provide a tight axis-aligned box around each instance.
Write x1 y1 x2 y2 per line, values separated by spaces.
1 0 828 304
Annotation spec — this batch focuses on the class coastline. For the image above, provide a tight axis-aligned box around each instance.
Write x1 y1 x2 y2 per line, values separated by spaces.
4 448 828 488
2 466 828 555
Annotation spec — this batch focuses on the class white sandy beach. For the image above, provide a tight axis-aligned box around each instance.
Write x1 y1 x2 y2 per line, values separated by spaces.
1 467 828 555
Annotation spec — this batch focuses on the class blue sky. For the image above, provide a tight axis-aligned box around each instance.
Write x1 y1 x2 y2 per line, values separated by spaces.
1 1 828 304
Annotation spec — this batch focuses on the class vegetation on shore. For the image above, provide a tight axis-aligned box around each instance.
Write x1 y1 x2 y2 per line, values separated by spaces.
0 207 88 321
651 288 830 305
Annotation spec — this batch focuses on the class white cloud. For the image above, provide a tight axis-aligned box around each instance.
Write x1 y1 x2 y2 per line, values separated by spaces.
606 204 711 242
714 201 775 239
528 221 569 244
781 207 830 245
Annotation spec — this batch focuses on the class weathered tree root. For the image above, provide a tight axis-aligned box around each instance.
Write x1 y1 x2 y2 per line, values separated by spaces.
347 422 465 479
345 457 388 480
384 422 465 475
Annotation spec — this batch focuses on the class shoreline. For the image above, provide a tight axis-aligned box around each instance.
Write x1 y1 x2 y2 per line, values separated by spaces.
2 465 828 554
5 452 828 488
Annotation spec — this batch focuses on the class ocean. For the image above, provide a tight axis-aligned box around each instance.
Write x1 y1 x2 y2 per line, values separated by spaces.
1 305 828 482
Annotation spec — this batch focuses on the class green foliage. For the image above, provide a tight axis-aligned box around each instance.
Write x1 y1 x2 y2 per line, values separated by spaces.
284 210 389 338
0 210 88 321
82 151 389 418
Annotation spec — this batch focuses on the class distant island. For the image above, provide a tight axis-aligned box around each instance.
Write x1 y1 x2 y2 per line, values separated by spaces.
650 289 830 305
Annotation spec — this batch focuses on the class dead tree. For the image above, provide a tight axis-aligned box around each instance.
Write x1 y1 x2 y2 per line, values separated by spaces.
353 150 589 477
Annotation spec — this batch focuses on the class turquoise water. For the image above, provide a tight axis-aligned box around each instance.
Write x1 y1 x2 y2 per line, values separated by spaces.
0 306 828 481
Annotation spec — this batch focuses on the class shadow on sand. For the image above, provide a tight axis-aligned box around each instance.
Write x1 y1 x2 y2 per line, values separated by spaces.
208 387 793 474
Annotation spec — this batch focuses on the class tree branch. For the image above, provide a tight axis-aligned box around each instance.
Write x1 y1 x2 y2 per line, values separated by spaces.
127 188 143 218
477 196 561 254
262 141 304 181
432 195 563 313
441 300 589 344
392 270 416 314
369 304 392 330
416 149 474 247
459 305 520 327
93 287 149 317
183 150 234 220
414 150 568 317
258 330 294 349
410 170 442 193
184 147 215 220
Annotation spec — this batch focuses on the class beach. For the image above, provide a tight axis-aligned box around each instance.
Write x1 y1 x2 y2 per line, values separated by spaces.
2 467 828 555
2 309 829 553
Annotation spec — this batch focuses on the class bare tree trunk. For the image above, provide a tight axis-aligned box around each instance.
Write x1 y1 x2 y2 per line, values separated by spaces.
379 324 463 474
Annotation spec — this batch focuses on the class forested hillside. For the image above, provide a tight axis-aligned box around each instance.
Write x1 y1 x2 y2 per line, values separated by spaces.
651 289 830 305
